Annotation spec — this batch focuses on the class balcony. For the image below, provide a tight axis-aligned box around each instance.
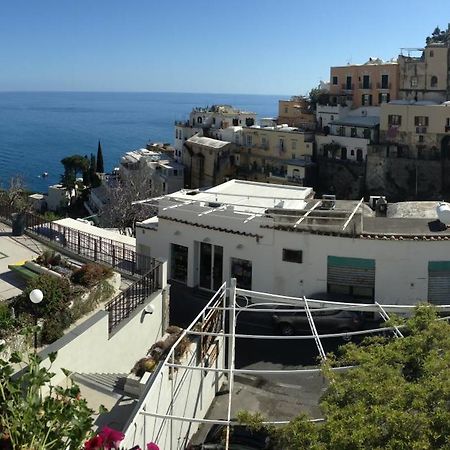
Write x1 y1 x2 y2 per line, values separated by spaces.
359 83 372 90
376 82 391 89
416 126 427 134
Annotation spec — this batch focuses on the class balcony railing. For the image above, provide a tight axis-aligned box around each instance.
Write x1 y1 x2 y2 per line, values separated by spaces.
376 82 392 89
341 83 354 91
416 126 427 134
359 83 372 89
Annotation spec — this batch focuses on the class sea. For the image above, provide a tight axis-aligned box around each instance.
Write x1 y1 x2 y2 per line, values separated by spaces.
0 91 281 193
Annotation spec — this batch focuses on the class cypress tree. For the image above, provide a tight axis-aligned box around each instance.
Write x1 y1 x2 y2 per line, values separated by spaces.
96 140 104 173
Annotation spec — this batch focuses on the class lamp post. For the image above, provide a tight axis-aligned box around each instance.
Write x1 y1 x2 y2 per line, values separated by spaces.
29 289 43 350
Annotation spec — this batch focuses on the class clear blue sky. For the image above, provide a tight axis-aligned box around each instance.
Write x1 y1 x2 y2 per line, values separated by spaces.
0 0 447 95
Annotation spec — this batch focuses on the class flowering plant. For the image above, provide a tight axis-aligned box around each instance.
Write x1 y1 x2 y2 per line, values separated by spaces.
83 427 159 450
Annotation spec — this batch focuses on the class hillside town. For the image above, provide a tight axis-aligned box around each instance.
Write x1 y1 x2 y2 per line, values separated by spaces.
2 25 450 450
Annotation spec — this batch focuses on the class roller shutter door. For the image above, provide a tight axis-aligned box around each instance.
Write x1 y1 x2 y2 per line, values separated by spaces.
428 261 450 305
327 256 375 290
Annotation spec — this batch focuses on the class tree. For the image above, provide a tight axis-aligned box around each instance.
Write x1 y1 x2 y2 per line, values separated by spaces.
96 140 104 173
239 306 450 449
309 86 330 111
60 154 89 189
100 169 155 233
0 176 30 212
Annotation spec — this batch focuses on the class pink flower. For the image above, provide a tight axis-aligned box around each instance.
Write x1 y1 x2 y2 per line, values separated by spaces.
147 443 160 450
84 435 104 450
98 426 125 449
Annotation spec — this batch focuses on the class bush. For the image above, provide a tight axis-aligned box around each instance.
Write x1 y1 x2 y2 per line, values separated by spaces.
40 317 65 344
71 263 113 288
36 250 62 267
0 303 17 339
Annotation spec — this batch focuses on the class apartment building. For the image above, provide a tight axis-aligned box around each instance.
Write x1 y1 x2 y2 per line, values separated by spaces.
398 44 450 103
329 57 399 108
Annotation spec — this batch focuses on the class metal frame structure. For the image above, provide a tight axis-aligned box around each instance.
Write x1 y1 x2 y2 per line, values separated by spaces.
134 280 450 450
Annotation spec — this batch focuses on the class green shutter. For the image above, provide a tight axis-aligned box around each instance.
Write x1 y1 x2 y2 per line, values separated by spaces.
328 256 375 269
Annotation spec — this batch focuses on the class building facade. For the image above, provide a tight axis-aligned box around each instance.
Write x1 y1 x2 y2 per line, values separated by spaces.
136 180 450 305
329 58 400 109
277 97 316 129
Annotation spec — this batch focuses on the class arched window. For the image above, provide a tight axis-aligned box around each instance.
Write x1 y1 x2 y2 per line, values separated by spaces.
197 116 203 124
431 76 438 88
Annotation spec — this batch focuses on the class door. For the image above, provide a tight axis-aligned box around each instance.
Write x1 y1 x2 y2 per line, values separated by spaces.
428 261 450 305
199 242 223 290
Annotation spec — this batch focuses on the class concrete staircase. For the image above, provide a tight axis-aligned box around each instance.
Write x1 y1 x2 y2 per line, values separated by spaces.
72 372 128 397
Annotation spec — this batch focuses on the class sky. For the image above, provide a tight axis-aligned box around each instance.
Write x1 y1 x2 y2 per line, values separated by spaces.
0 0 448 95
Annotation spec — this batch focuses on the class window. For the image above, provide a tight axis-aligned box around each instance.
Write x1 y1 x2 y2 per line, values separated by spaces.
279 138 284 150
173 169 178 176
341 147 347 160
350 149 355 156
430 50 434 57
261 136 267 148
212 117 216 125
379 92 390 104
415 116 429 127
282 249 303 264
362 94 372 106
381 74 389 89
292 153 296 159
232 118 238 126
431 76 438 88
246 135 253 146
362 75 370 89
245 118 255 126
346 76 352 90
291 140 297 150
338 126 345 136
284 107 289 113
447 118 450 127
330 115 334 121
363 129 371 139
418 135 424 143
332 76 338 85
388 114 402 126
410 77 418 88
197 116 202 124
351 127 357 137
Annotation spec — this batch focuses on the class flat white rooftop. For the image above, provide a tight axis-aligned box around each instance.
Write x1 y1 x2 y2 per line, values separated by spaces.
165 179 314 212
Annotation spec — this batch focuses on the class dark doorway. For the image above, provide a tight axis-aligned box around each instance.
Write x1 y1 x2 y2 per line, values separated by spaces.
441 136 450 160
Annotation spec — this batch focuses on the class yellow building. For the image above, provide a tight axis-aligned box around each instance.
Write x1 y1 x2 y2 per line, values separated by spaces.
398 44 449 103
379 101 450 158
238 126 314 184
329 58 400 108
277 97 316 129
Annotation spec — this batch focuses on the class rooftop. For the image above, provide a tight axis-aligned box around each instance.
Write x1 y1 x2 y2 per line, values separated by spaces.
186 135 231 149
330 116 380 128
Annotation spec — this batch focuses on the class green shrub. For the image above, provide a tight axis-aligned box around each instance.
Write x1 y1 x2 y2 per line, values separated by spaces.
40 317 65 344
70 263 113 288
0 303 17 339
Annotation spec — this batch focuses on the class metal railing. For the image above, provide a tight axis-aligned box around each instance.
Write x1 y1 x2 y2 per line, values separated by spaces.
105 264 161 333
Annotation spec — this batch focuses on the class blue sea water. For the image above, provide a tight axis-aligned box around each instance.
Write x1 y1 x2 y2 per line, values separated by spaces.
0 92 280 193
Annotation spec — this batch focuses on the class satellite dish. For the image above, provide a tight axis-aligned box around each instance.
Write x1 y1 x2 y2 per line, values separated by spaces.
436 202 450 226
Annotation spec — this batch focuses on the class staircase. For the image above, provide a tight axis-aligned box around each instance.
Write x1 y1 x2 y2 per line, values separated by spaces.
72 372 128 397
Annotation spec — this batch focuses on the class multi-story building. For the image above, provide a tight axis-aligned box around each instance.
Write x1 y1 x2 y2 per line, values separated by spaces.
239 125 315 185
379 101 450 159
174 105 256 162
316 112 380 162
398 44 450 103
277 96 316 129
136 179 450 305
182 135 235 189
120 148 184 196
329 57 400 108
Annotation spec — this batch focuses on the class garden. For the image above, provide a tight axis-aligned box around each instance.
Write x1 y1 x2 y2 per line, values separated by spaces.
1 250 120 352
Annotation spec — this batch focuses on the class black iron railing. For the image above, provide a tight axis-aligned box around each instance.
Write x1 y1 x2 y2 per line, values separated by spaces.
105 264 161 333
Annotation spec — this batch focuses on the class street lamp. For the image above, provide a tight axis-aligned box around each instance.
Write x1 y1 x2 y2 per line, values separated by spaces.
29 289 43 350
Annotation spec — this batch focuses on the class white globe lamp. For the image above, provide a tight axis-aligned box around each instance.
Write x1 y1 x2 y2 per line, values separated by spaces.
29 289 43 304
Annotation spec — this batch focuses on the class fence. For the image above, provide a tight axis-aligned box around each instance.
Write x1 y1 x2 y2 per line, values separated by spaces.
0 203 163 332
0 205 155 276
105 263 161 333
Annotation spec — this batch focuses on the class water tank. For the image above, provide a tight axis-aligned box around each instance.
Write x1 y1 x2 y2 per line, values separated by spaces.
437 202 450 225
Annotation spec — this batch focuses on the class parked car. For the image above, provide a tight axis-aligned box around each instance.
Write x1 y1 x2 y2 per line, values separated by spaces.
272 307 365 340
188 424 272 450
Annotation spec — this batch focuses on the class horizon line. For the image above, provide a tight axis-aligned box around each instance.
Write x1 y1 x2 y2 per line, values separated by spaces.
0 89 293 98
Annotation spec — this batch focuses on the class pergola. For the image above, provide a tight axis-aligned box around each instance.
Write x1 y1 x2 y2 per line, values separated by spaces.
139 280 450 449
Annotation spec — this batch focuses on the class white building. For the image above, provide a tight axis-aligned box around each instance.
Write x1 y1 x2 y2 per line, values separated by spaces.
174 104 256 162
120 148 184 196
136 179 450 306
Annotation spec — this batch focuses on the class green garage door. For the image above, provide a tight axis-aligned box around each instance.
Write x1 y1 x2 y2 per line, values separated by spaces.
327 256 375 298
428 261 450 305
